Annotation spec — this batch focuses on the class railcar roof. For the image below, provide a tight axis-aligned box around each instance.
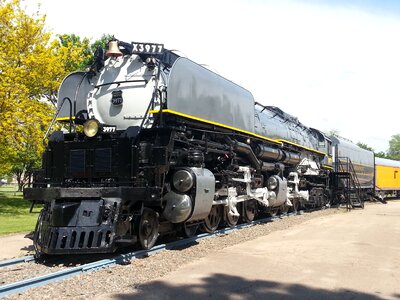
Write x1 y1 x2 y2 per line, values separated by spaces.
330 136 374 155
375 157 400 167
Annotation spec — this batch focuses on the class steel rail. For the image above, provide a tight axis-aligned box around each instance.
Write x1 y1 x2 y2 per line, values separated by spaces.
0 255 35 268
0 211 301 298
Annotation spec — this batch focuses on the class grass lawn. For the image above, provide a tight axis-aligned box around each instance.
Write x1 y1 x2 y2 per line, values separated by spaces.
0 185 39 236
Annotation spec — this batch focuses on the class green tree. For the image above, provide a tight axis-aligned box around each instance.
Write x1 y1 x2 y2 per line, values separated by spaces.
54 33 112 74
57 34 91 71
375 151 387 159
356 142 374 152
0 0 91 190
387 134 400 160
356 142 390 159
45 33 112 103
87 34 113 65
327 129 340 137
0 0 52 183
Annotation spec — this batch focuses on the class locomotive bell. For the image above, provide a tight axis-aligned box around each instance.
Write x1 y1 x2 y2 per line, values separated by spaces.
106 41 123 58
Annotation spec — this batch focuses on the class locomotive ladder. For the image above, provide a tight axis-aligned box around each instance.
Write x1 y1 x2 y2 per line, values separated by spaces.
331 157 364 209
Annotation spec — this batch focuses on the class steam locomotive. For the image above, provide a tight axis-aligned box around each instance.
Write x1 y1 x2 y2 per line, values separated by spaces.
24 39 377 255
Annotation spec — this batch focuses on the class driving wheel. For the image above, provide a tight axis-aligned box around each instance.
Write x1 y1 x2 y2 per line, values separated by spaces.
183 223 199 238
224 206 239 227
201 205 222 233
242 200 257 223
137 208 159 250
291 199 300 214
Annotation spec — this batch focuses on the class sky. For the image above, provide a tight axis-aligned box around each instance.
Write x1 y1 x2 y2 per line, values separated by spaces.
27 0 400 152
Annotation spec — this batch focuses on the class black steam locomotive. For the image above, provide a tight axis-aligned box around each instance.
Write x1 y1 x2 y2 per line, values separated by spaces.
24 39 373 255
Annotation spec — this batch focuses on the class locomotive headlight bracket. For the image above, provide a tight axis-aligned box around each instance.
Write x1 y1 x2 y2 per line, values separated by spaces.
83 119 100 137
267 176 279 191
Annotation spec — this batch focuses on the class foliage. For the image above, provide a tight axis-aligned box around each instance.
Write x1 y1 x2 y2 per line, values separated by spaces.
356 142 394 159
0 0 53 182
0 186 37 235
375 151 388 159
55 33 91 73
388 134 400 160
53 33 112 75
87 34 113 66
0 0 103 190
356 142 374 152
327 129 340 137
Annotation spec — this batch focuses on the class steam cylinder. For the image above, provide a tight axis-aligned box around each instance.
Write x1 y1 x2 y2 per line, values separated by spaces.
162 167 215 224
162 192 192 223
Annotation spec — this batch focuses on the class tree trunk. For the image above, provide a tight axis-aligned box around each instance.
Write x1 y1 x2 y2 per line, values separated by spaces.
16 171 23 192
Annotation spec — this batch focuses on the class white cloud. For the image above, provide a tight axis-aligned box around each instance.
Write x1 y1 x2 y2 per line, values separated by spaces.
29 0 400 151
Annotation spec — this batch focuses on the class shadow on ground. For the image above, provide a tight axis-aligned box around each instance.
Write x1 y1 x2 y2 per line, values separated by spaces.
112 273 389 300
20 244 34 252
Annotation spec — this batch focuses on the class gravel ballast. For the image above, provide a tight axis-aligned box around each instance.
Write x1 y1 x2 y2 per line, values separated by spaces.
4 208 345 299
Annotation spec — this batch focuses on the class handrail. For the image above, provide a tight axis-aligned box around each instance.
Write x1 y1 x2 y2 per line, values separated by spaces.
43 97 74 142
335 156 363 208
95 79 148 89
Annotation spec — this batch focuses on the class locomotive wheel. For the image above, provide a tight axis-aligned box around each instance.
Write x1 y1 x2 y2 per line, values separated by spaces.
224 206 239 227
183 223 199 238
279 204 289 215
291 199 300 214
268 207 279 217
33 209 45 257
201 205 222 233
242 200 257 223
137 208 159 250
323 193 331 209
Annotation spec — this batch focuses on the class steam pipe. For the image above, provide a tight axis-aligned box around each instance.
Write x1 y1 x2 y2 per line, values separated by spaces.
255 145 301 165
233 141 261 170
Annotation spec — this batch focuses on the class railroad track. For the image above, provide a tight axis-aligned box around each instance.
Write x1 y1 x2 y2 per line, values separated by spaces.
0 212 299 298
0 256 35 268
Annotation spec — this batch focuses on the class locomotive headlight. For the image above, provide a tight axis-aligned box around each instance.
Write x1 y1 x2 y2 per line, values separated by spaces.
267 176 279 190
83 119 100 137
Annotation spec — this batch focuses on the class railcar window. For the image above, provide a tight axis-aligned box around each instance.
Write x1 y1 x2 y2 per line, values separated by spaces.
395 171 398 179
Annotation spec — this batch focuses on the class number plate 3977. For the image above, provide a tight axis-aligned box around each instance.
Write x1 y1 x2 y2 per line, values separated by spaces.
131 42 164 55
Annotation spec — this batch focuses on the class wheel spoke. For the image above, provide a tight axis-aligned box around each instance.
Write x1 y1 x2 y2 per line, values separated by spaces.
201 206 222 233
137 208 159 250
242 200 257 223
183 223 199 238
268 208 279 217
224 206 239 227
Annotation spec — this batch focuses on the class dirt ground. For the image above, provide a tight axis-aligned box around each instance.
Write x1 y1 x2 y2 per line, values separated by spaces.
2 201 400 299
97 200 400 300
0 233 33 260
